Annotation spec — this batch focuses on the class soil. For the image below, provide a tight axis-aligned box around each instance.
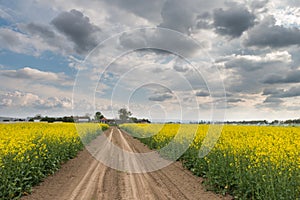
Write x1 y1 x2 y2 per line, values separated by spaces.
21 127 232 200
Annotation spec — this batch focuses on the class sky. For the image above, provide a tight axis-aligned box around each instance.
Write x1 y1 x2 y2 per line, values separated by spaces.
1 0 300 121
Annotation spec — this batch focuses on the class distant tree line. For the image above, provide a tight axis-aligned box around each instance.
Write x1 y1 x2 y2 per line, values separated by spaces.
29 115 74 123
224 120 268 125
222 119 300 125
27 109 151 124
279 119 300 124
129 117 151 123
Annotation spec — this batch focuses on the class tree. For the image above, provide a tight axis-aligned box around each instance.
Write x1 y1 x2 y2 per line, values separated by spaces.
34 114 42 119
118 108 132 122
94 111 104 122
130 117 138 123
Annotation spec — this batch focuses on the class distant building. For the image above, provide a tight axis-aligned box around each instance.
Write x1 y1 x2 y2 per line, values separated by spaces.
100 117 108 123
74 116 90 123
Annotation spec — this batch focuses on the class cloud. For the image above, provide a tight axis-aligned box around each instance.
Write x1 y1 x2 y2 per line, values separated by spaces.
213 6 255 38
173 58 191 72
159 0 195 34
0 6 13 21
263 96 283 103
257 96 284 109
33 97 72 109
262 87 300 102
195 90 210 97
0 91 71 109
262 88 284 95
173 64 189 72
0 91 39 107
224 51 291 71
0 27 56 55
24 22 56 38
19 22 74 54
250 0 269 10
118 29 201 57
146 85 174 103
270 87 300 98
227 98 244 103
0 98 12 107
51 9 101 54
103 0 164 23
158 0 228 34
0 67 71 84
148 93 173 102
199 97 238 110
262 70 300 84
245 16 300 48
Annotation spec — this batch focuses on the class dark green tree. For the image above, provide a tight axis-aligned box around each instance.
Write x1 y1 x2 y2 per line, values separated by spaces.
94 111 104 122
130 117 138 123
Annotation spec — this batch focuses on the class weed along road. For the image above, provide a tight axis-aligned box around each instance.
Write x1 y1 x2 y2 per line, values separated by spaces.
22 127 231 200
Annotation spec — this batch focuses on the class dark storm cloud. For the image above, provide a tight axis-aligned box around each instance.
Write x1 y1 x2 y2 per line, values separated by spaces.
213 6 255 38
195 90 210 97
245 16 300 48
51 9 101 54
148 93 173 102
279 87 300 98
227 98 244 103
263 71 300 84
262 88 284 95
159 0 195 35
268 87 300 98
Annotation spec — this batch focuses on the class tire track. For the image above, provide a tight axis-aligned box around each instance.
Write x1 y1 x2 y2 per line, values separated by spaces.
67 129 114 200
118 128 185 199
117 128 189 199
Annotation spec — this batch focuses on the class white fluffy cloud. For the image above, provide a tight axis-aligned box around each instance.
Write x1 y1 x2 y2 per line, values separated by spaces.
0 91 71 109
0 67 73 87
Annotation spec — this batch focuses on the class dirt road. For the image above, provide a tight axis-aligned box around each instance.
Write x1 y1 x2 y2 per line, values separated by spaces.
22 127 231 200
